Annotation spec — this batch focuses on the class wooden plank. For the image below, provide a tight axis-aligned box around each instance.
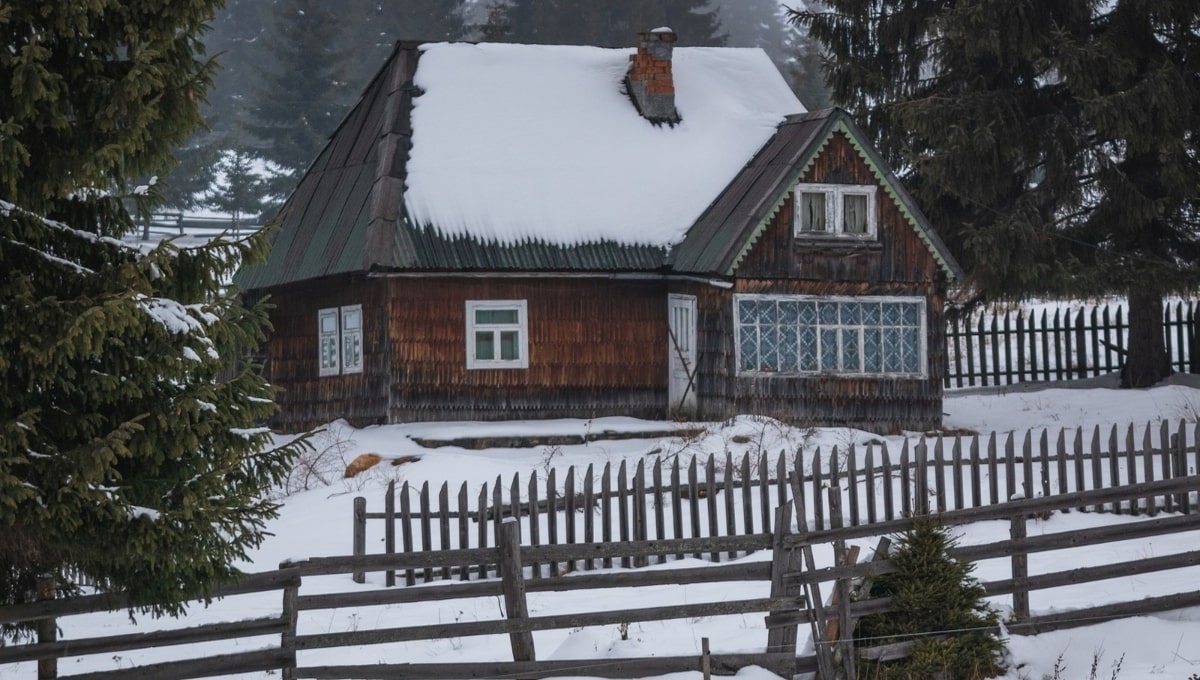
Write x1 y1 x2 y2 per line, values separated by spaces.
969 435 982 508
1003 309 1015 384
1126 424 1139 514
934 437 947 513
439 483 452 580
491 476 503 563
915 439 929 515
586 464 597 570
618 460 631 568
296 652 806 680
476 483 488 580
899 440 911 517
63 649 293 680
865 444 877 524
1071 428 1085 510
634 459 649 568
528 473 540 578
983 548 1200 596
1005 590 1200 636
813 448 826 530
547 468 559 576
1161 420 1174 513
421 481 434 582
759 452 772 536
498 520 535 662
669 457 682 558
707 454 719 561
1016 310 1027 383
1091 425 1104 513
775 452 788 530
352 496 366 584
880 442 894 521
458 483 470 581
564 467 576 573
599 462 612 567
847 444 861 525
741 453 754 539
1005 432 1017 500
384 481 396 587
952 437 964 511
1010 513 1029 621
988 432 999 505
1108 425 1122 514
657 460 667 566
725 453 738 558
1144 423 1157 516
765 502 799 657
689 456 702 558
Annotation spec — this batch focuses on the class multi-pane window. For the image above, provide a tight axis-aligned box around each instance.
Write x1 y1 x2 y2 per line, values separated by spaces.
466 300 528 369
735 295 925 376
795 184 877 237
318 304 363 376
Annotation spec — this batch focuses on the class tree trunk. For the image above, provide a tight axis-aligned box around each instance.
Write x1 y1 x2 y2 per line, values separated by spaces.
1122 289 1172 388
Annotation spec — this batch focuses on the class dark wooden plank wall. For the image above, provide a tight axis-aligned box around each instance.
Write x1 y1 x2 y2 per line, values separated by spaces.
681 132 949 432
262 275 392 432
386 277 669 422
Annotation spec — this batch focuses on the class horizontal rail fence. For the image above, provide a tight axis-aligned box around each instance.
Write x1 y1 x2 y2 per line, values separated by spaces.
10 477 1199 680
355 420 1200 585
944 300 1199 389
137 211 264 241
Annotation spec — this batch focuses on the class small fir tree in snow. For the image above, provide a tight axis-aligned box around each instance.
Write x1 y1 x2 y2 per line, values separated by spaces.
855 517 1005 679
0 0 305 640
204 146 273 233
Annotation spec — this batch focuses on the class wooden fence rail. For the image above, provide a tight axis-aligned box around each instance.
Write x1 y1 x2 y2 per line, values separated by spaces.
353 419 1200 584
4 476 1200 680
944 300 1199 388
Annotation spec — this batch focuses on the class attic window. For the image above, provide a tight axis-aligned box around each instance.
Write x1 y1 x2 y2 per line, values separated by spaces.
466 300 529 369
796 184 877 238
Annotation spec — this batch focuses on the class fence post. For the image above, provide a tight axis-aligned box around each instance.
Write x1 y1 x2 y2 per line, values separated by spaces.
279 567 301 680
353 496 367 584
765 502 801 677
1010 513 1030 621
498 518 535 662
385 480 396 587
829 490 857 680
36 575 56 680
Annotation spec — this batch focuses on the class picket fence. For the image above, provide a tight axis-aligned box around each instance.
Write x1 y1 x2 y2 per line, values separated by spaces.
944 300 1198 388
354 419 1200 585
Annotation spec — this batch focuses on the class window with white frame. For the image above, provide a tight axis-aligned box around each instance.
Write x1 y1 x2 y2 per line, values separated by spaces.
734 295 925 376
795 184 877 238
466 300 528 369
318 304 363 376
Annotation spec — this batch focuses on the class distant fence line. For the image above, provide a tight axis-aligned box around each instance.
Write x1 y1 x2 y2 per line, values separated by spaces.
138 211 263 241
7 477 1200 680
944 300 1199 388
353 419 1200 586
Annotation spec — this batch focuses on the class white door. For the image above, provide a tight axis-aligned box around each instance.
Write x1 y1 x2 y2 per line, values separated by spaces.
668 294 698 416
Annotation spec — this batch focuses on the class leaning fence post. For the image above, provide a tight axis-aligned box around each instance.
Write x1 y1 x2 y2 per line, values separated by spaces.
352 496 367 584
36 575 56 680
1010 512 1030 621
279 567 301 680
498 518 535 663
829 490 857 680
765 501 801 677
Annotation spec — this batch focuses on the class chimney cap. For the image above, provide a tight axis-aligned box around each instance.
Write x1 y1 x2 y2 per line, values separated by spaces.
638 27 677 43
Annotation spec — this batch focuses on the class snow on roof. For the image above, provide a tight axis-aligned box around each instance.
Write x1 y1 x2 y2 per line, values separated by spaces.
404 42 804 248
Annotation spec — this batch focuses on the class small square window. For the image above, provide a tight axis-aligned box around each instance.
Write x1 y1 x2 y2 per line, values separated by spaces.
466 300 528 369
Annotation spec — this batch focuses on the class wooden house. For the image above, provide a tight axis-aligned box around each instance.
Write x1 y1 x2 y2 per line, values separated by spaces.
235 31 963 434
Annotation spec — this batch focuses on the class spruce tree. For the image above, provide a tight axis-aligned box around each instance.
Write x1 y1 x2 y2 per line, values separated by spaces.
245 0 357 186
486 0 725 47
204 146 273 234
793 0 1200 387
856 517 1004 679
0 1 304 636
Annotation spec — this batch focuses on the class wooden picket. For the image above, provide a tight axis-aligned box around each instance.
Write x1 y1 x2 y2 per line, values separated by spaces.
353 420 1200 582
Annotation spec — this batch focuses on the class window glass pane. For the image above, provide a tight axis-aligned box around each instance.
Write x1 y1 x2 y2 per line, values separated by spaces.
342 308 361 330
475 332 495 360
840 302 861 325
476 309 518 325
499 331 519 360
343 332 362 369
843 193 869 233
862 328 882 372
759 326 779 370
737 299 757 325
882 302 902 326
779 300 799 325
779 326 798 371
901 327 921 373
861 302 881 326
798 301 818 326
799 327 818 371
882 327 902 372
757 299 777 325
800 192 827 232
842 328 860 371
819 302 838 325
820 329 839 371
901 302 920 326
320 336 339 369
739 326 759 370
320 315 337 333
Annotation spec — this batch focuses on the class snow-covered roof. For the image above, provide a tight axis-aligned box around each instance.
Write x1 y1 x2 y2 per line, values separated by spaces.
403 42 804 248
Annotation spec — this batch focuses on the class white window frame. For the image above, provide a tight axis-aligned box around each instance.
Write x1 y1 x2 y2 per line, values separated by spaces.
318 304 364 376
794 183 878 239
733 294 927 378
466 300 529 370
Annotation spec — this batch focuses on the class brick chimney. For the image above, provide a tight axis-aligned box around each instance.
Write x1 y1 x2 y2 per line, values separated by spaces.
626 28 681 125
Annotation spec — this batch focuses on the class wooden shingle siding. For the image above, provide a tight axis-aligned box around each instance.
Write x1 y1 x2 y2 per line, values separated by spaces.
261 275 392 432
386 277 669 422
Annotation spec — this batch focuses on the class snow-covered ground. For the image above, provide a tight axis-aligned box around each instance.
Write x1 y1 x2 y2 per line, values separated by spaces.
6 379 1200 679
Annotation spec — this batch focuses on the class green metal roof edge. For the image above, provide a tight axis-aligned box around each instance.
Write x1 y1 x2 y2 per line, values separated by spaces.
724 114 958 280
723 117 837 277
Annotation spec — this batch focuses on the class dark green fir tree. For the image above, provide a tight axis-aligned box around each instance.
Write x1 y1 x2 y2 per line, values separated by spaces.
792 0 1200 387
856 517 1005 679
485 0 725 47
0 1 306 640
204 145 273 233
245 0 357 191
